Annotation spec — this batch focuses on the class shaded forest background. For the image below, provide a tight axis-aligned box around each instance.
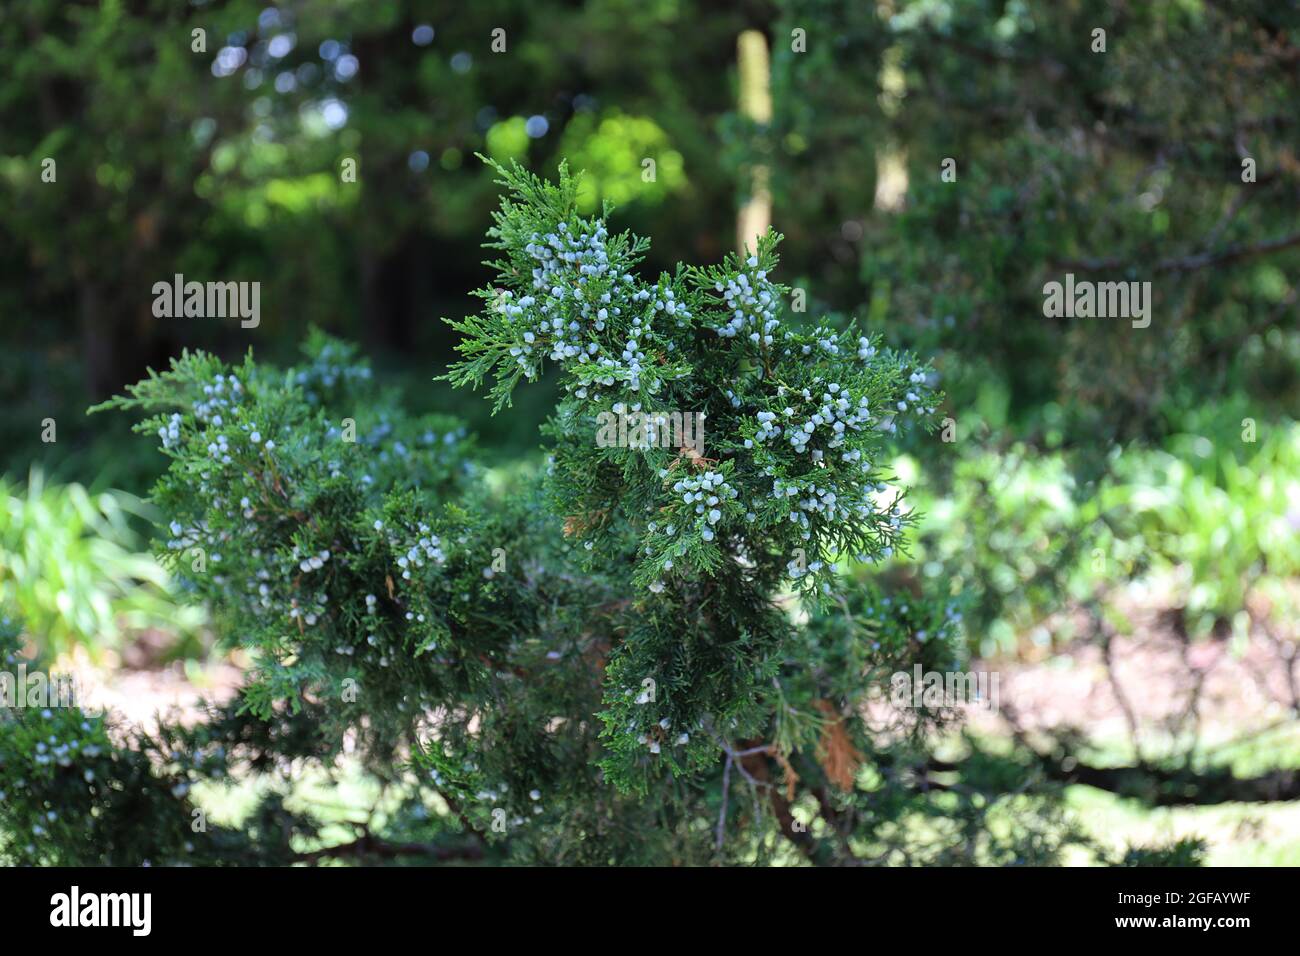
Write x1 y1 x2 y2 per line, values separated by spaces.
1 0 1298 863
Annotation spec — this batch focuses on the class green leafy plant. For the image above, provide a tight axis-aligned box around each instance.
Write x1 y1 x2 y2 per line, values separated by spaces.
9 162 1115 866
1108 420 1300 637
0 472 205 660
901 414 1300 653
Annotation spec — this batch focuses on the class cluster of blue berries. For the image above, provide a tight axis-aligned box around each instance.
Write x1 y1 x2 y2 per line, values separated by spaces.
713 256 778 343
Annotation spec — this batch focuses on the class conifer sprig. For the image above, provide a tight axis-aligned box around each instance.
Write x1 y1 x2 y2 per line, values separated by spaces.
14 162 1074 867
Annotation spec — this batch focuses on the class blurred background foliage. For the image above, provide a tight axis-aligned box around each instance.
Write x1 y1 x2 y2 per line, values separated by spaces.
0 473 207 661
0 0 1296 678
1 0 1297 867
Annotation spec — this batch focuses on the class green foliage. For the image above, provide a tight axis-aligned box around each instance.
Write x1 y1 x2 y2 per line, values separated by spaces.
92 331 488 750
50 165 1124 865
6 0 1290 868
444 159 943 789
903 415 1300 653
1115 837 1209 868
0 0 744 439
760 0 1300 450
0 473 205 660
903 443 1112 655
557 109 688 212
0 617 245 866
1108 418 1300 637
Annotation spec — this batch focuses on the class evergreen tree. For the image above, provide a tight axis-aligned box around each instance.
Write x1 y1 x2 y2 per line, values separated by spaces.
3 162 1109 865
